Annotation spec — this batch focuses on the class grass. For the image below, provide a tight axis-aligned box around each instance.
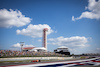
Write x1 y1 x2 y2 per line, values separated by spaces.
0 59 66 63
0 60 32 63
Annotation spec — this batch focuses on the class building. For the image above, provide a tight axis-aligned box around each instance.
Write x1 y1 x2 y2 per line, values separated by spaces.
29 47 47 52
54 46 70 55
22 47 47 52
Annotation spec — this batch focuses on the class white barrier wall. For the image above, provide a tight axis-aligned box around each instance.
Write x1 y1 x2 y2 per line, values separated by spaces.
0 57 73 61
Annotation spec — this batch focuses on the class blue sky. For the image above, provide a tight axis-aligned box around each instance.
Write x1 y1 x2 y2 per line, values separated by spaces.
0 0 100 54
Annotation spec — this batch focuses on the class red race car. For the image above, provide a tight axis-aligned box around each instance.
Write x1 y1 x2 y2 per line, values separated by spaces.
32 60 40 62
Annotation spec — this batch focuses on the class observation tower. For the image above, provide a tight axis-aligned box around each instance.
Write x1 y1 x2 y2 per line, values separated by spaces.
43 28 48 50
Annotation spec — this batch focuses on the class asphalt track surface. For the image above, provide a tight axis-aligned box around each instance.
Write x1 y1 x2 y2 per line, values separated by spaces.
0 57 100 67
0 62 100 67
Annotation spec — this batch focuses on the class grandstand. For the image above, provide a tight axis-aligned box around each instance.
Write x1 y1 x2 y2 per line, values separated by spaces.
0 50 66 57
54 46 70 55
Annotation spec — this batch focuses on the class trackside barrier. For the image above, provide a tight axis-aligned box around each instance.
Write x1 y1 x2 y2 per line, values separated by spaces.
0 57 73 61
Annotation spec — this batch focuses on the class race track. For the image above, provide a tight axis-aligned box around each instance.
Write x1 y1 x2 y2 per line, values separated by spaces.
0 57 100 67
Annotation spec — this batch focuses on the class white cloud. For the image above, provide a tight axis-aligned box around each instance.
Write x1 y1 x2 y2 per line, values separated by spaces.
72 0 100 21
48 36 89 48
9 48 20 51
16 24 54 38
12 43 21 48
55 30 57 33
12 43 34 48
72 16 75 21
38 39 42 42
96 48 100 50
24 45 34 47
68 48 77 54
0 9 31 28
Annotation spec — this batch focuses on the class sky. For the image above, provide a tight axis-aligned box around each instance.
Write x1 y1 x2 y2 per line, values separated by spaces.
0 0 100 54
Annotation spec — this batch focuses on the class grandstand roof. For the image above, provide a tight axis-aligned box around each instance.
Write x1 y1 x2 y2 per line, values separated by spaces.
22 47 35 50
33 47 47 50
58 46 68 49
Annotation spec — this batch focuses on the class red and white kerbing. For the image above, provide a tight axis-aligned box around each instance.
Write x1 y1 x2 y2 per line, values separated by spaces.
43 28 48 50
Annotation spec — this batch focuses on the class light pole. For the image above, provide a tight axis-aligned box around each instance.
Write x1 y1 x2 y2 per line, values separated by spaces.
20 42 24 51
